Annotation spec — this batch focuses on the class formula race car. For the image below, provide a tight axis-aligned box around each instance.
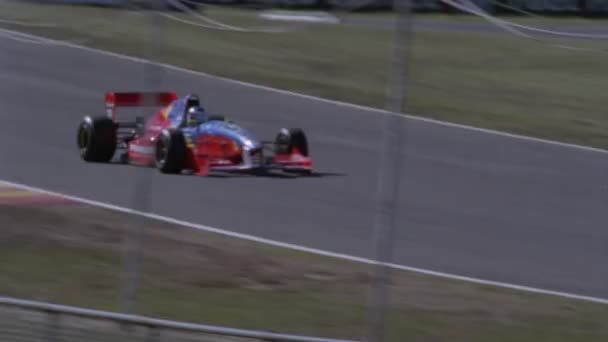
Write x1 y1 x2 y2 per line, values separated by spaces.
76 92 313 176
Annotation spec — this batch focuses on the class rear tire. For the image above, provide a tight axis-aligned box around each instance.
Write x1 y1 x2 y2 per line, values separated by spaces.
155 129 187 174
274 128 309 156
77 116 117 162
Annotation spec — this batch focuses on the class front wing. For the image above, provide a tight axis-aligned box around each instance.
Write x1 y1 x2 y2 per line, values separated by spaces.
188 143 312 176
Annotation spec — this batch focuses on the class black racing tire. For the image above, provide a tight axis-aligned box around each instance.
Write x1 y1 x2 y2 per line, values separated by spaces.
77 115 117 163
274 128 309 156
155 128 187 174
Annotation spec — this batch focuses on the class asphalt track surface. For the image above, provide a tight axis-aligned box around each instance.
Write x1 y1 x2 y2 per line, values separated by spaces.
1 34 607 299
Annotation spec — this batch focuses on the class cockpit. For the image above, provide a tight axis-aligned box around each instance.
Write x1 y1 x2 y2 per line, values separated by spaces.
185 106 208 127
182 94 208 127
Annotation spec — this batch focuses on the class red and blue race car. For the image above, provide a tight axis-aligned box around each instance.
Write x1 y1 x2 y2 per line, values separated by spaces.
76 92 313 176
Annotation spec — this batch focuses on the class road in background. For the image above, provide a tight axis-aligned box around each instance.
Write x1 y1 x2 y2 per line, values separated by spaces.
339 15 608 35
1 35 607 298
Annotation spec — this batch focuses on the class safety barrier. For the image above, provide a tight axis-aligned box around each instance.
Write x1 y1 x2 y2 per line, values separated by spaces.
0 296 359 342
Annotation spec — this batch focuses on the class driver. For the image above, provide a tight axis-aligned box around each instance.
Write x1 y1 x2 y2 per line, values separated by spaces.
185 106 208 127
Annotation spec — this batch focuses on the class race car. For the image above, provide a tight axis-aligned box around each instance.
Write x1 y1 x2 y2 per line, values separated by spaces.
76 92 313 176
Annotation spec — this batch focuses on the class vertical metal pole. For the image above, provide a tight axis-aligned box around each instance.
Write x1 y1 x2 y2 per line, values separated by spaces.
367 1 413 342
120 0 166 315
145 326 161 342
44 311 60 342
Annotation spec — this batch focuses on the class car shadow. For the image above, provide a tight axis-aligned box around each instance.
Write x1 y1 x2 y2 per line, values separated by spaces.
106 156 346 179
205 170 347 179
303 171 347 178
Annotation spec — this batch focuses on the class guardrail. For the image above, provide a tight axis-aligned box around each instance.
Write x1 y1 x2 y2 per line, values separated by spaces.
0 296 360 342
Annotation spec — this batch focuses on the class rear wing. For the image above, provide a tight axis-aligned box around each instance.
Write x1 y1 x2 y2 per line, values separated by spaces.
105 92 178 120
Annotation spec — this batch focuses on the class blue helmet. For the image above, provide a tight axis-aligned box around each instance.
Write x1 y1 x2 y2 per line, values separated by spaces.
185 94 201 109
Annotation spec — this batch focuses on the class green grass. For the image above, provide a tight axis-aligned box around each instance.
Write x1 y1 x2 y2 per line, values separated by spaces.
2 204 608 341
1 2 608 148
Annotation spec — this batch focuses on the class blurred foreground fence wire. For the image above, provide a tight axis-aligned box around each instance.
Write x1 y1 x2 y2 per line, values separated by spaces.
0 297 360 342
17 0 608 15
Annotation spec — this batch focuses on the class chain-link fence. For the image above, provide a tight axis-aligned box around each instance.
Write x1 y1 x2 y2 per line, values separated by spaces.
1 0 608 341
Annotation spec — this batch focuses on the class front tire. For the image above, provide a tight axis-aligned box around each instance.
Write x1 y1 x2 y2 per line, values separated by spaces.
77 116 117 162
155 129 187 174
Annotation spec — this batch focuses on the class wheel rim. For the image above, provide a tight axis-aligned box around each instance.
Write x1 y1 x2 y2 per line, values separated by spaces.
78 126 89 151
156 139 168 165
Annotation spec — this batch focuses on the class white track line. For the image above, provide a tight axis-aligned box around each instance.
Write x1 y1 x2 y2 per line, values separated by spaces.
0 27 606 155
0 29 51 45
1 178 607 305
0 18 55 27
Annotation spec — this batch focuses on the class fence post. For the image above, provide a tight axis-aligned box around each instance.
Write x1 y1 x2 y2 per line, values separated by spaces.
44 310 61 342
119 0 167 315
367 0 413 342
145 325 161 342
